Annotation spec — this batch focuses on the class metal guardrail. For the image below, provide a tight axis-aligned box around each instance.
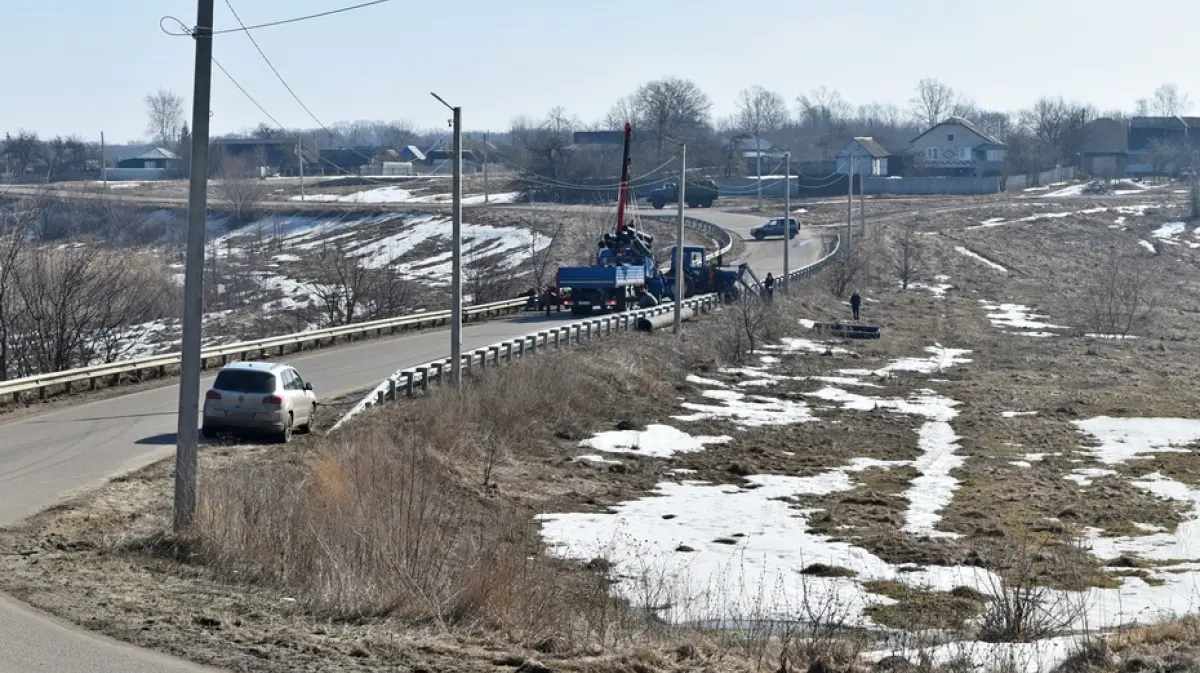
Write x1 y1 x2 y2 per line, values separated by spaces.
0 297 530 402
330 294 721 432
0 215 734 404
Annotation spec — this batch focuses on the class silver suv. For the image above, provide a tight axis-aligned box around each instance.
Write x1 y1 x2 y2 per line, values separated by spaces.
201 361 318 443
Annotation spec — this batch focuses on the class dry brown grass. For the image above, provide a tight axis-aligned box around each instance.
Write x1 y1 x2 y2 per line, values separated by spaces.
187 338 699 653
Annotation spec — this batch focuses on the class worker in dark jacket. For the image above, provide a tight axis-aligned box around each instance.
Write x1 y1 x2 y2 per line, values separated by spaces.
850 291 862 321
763 273 776 302
637 287 659 308
543 285 560 316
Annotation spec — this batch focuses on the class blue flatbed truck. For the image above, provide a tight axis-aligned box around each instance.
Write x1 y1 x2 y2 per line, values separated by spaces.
557 234 662 316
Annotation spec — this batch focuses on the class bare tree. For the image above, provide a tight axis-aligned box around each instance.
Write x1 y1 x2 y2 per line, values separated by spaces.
526 220 566 292
217 153 267 226
631 77 714 159
892 223 926 290
1151 83 1193 116
796 86 851 159
306 242 412 327
9 246 174 373
145 89 185 146
2 131 43 176
974 110 1017 141
602 95 638 130
736 86 788 142
910 78 959 128
1144 138 1193 177
1019 97 1096 165
737 86 789 191
0 195 37 379
828 243 870 298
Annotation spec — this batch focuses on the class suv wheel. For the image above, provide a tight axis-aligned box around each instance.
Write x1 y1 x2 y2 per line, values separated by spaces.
277 412 293 444
300 404 317 434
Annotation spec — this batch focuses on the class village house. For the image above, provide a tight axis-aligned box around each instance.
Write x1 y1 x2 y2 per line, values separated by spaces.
907 116 1006 177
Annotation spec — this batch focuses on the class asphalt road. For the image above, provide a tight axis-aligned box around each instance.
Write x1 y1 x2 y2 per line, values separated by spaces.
0 208 821 673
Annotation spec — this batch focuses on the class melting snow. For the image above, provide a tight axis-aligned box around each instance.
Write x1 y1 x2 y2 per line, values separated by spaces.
980 301 1067 335
909 274 953 298
1072 417 1200 465
675 389 814 427
581 424 731 458
537 460 997 626
954 246 1008 273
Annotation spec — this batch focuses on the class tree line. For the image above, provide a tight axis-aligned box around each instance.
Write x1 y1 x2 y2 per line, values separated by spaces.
4 80 1192 186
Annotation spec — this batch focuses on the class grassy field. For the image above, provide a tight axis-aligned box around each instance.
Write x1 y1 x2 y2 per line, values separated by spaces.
5 185 1200 673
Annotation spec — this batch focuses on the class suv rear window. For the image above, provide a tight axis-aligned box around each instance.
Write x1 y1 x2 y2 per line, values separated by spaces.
213 370 276 394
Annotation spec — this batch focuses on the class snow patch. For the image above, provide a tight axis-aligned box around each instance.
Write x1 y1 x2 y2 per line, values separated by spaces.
954 246 1008 273
581 424 731 459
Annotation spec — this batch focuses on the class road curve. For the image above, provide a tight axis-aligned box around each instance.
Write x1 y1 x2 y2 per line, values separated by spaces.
0 209 821 672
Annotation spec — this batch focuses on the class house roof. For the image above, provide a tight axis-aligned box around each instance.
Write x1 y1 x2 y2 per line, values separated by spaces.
910 116 1003 146
572 131 626 146
136 148 178 161
400 145 426 161
1081 118 1129 154
1130 116 1194 129
850 137 890 158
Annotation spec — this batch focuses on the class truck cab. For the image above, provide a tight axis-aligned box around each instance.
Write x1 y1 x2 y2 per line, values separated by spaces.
660 245 746 301
646 179 719 209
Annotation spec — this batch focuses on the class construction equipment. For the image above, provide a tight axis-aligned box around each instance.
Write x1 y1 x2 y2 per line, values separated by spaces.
660 245 753 303
556 123 667 316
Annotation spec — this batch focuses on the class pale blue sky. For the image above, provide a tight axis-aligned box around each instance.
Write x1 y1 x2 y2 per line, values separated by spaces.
3 0 1198 143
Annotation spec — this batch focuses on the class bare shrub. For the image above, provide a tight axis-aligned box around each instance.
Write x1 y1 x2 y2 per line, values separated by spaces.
892 222 926 290
1080 248 1155 337
465 254 523 304
978 537 1090 643
827 243 870 298
6 246 174 374
0 195 37 379
710 292 788 364
217 153 267 226
192 340 681 648
306 241 413 326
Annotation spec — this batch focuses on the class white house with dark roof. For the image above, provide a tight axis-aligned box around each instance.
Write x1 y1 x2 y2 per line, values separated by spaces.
908 116 1007 177
835 137 894 176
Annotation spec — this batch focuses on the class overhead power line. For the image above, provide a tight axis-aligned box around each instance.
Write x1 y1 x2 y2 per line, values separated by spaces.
159 0 392 36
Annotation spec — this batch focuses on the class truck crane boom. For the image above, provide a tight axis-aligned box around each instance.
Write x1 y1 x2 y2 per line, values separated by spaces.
613 122 633 233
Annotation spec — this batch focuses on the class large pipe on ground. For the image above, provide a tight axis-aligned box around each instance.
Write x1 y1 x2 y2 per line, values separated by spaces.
637 306 694 332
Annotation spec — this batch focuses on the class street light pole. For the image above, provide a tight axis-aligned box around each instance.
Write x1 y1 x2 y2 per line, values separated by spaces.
674 143 686 335
783 151 791 294
432 92 463 387
174 0 214 532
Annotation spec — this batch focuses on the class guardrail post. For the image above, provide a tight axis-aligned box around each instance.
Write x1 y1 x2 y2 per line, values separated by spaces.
490 346 500 365
404 371 415 397
418 367 430 393
387 378 397 401
376 389 385 405
432 362 444 384
504 342 514 362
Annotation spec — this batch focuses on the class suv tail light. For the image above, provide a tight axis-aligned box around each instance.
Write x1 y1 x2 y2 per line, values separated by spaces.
263 394 283 405
205 390 221 400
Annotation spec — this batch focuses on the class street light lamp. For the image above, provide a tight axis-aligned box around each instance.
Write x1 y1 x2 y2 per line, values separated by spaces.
431 92 463 387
